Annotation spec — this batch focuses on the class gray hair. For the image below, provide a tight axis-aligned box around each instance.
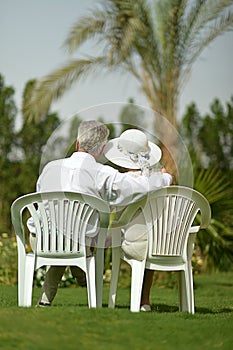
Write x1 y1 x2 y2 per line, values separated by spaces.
77 120 109 156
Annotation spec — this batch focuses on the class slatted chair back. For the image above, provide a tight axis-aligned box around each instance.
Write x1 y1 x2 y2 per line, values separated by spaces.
11 191 110 307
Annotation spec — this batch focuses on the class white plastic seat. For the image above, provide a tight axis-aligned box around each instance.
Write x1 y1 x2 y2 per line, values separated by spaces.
11 191 109 307
108 186 211 313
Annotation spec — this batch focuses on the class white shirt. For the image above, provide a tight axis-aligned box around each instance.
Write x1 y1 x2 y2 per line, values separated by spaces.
27 152 172 234
37 152 172 203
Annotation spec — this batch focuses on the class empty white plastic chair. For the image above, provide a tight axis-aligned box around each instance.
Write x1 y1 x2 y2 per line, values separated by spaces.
108 186 211 313
11 191 109 307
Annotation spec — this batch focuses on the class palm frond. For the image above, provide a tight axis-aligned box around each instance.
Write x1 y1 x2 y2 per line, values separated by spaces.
194 0 233 29
63 9 107 53
155 1 186 61
193 165 233 269
24 57 108 122
105 1 147 63
118 17 145 60
197 215 233 269
194 166 231 204
134 1 162 75
182 1 233 74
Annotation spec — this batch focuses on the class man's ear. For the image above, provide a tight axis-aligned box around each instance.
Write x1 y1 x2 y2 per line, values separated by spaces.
76 140 79 151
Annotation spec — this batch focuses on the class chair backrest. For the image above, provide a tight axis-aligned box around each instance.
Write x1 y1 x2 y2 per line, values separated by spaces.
142 186 211 259
11 191 110 258
111 186 211 259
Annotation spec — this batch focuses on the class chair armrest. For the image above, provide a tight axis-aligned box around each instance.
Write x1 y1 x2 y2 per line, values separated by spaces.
187 226 200 260
189 226 200 233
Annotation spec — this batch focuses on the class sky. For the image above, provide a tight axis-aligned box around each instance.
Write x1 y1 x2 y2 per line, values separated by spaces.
1 0 233 128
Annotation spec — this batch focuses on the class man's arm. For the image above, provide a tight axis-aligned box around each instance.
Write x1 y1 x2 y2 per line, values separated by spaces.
105 170 173 207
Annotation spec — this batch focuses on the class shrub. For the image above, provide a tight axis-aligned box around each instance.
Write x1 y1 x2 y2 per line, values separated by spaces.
0 233 18 285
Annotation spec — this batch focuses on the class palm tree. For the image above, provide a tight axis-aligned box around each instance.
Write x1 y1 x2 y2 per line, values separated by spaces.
25 0 233 171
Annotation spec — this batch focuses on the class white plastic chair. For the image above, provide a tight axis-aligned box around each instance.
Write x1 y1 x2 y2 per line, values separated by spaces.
108 186 211 313
11 191 109 307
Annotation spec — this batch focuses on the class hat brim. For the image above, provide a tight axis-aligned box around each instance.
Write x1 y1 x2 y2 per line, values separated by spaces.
104 137 162 169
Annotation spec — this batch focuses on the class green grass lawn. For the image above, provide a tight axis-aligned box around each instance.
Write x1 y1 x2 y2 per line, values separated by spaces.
0 272 233 350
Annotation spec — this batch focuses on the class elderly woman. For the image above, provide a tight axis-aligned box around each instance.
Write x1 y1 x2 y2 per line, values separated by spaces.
104 128 173 311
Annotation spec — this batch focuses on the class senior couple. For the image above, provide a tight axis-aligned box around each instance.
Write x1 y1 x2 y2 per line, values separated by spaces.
28 120 173 311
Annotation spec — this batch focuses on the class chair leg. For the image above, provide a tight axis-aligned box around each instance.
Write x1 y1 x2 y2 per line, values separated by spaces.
130 259 146 312
95 230 108 308
86 256 97 308
23 255 35 307
18 255 26 307
108 246 121 308
178 267 194 314
178 271 188 312
187 262 195 314
95 247 105 307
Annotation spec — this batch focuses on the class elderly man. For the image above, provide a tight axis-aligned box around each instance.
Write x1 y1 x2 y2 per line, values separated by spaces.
28 120 172 307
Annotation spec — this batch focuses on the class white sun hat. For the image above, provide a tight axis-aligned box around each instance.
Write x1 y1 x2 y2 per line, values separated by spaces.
104 129 162 171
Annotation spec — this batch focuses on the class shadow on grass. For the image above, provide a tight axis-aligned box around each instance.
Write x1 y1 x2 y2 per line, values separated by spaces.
101 303 233 315
102 303 179 312
152 304 233 314
194 306 233 314
153 304 233 314
215 282 233 287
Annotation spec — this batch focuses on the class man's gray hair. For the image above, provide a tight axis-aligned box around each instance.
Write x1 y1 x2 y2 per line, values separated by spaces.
77 120 109 156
